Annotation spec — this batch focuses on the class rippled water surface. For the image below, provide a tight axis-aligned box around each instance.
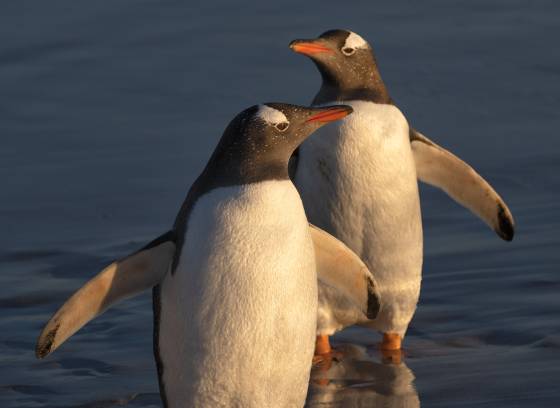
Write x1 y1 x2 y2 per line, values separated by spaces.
1 1 559 407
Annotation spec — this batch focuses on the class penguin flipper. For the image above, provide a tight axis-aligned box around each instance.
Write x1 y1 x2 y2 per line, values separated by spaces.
410 128 515 241
309 224 380 321
35 231 176 359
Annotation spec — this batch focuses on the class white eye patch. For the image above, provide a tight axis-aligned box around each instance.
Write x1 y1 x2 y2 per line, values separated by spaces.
257 105 289 125
343 32 368 50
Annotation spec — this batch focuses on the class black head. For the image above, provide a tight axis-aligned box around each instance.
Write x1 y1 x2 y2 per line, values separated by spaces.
290 29 391 104
200 103 353 188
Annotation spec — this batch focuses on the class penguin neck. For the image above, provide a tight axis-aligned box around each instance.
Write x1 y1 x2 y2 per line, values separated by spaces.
198 151 290 194
171 145 289 273
312 63 392 105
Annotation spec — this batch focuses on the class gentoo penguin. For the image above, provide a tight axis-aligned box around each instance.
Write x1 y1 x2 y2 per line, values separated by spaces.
289 29 515 355
35 103 382 407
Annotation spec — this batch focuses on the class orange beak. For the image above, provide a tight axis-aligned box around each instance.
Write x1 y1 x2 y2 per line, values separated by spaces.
289 40 333 56
306 106 353 123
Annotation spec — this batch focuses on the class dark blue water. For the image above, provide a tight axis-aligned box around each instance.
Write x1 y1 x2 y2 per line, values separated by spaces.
1 1 559 407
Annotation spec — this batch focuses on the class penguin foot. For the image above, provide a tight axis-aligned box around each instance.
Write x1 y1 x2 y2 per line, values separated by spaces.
380 332 402 350
315 334 332 355
312 350 343 371
380 348 403 365
312 335 342 369
379 333 403 364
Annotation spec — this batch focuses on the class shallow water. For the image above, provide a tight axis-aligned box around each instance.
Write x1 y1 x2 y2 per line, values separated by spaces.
1 1 559 407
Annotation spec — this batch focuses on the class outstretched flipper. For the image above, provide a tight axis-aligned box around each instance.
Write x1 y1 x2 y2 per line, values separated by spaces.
410 129 515 241
310 224 380 331
36 232 176 359
36 226 377 360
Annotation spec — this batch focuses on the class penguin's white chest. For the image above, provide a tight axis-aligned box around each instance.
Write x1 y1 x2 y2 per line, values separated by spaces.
295 101 423 335
158 180 317 408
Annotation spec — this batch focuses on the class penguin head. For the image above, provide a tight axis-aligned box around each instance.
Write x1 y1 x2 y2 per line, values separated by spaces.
290 30 389 102
206 103 352 184
247 103 353 156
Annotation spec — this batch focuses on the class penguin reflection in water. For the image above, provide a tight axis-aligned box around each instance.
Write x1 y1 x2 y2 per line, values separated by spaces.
307 344 419 408
289 30 515 357
35 103 383 407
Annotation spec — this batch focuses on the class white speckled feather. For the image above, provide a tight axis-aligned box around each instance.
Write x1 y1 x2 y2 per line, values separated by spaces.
257 104 288 124
343 32 368 50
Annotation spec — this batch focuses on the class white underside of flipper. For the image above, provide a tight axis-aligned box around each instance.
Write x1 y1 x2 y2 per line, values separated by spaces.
411 130 514 241
317 281 370 336
158 181 317 408
36 237 175 358
311 224 380 336
295 100 423 337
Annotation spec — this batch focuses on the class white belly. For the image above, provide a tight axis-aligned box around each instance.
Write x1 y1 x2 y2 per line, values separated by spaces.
158 180 317 408
295 101 423 336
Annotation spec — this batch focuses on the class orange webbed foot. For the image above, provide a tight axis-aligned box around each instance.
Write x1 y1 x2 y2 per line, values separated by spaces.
379 333 403 364
312 335 343 370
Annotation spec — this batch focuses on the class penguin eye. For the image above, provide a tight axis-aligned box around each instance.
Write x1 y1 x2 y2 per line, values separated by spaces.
341 47 356 56
275 122 289 132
